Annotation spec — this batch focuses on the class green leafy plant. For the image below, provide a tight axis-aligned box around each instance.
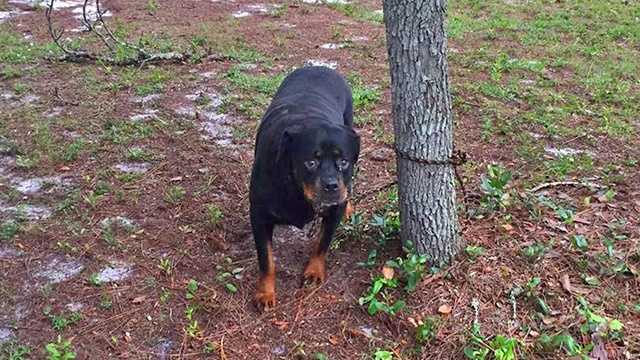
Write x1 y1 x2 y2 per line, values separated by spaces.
571 234 589 252
88 273 102 287
165 185 186 204
465 245 486 260
44 307 82 331
45 336 76 360
386 242 428 292
0 220 19 241
416 316 440 344
215 257 242 294
358 276 405 316
357 249 378 268
521 242 547 262
373 349 394 360
464 324 519 360
0 341 31 360
577 297 624 339
158 258 172 276
479 164 512 211
205 204 224 228
185 279 198 300
536 332 589 357
510 277 551 315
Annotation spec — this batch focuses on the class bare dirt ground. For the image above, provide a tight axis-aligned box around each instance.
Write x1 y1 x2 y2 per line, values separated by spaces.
0 0 639 359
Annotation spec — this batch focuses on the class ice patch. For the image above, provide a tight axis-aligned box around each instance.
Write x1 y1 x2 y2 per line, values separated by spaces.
132 94 162 105
304 59 338 69
95 261 133 283
0 245 23 259
320 43 346 49
100 216 137 232
66 302 84 312
129 109 159 122
0 328 14 344
0 203 52 220
232 10 251 18
12 176 70 195
544 147 591 158
35 257 84 284
150 338 173 360
113 162 150 174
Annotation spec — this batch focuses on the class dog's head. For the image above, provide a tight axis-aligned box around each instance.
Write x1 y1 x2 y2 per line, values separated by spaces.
278 122 360 210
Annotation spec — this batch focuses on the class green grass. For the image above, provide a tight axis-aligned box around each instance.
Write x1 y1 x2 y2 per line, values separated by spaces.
222 66 286 119
328 4 383 24
0 26 59 64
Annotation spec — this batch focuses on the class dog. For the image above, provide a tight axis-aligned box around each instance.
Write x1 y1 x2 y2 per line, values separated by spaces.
249 66 360 309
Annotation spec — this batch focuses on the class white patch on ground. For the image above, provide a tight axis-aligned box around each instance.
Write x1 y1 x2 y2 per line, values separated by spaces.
43 106 64 118
199 71 216 79
272 345 286 356
373 9 383 16
174 106 197 119
35 257 85 284
129 109 159 122
65 302 84 312
520 79 536 86
177 91 236 146
113 162 151 174
0 203 52 220
232 10 251 18
0 245 23 259
11 176 70 195
350 36 368 42
70 3 110 22
20 94 40 105
529 132 543 139
100 216 137 231
544 147 591 158
95 261 133 283
10 0 84 9
131 94 162 105
0 327 14 344
320 43 346 49
304 59 338 69
0 9 25 22
282 23 296 29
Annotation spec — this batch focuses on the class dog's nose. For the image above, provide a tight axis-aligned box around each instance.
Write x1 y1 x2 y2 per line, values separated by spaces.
323 180 339 192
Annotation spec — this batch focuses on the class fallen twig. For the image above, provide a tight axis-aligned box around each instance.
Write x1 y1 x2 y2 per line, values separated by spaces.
527 180 605 193
46 0 195 66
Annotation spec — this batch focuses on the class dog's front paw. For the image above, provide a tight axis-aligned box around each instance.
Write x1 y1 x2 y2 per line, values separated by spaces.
303 255 326 285
254 274 276 310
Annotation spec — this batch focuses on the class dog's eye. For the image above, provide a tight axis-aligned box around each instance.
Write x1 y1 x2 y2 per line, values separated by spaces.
338 159 349 169
304 160 318 170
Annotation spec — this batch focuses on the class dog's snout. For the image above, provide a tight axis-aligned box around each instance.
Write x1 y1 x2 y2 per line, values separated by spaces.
323 179 339 192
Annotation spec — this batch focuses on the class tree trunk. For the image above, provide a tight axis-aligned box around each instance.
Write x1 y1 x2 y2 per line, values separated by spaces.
383 0 461 265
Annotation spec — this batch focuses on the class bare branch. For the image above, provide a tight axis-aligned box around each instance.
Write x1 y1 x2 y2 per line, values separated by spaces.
81 0 114 52
46 0 97 62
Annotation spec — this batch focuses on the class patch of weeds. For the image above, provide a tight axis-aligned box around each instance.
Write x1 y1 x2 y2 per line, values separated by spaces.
13 83 29 95
372 349 394 360
125 147 152 161
158 258 172 276
536 331 589 358
490 53 545 81
215 256 242 294
465 245 486 260
329 4 383 24
0 342 31 360
544 154 594 178
222 66 286 119
204 203 224 228
184 304 201 338
521 242 547 262
103 120 153 145
571 234 589 252
116 172 143 183
15 154 37 169
479 164 512 212
577 297 624 340
386 243 428 292
511 277 551 315
1 65 22 80
146 0 158 13
45 336 76 360
415 316 440 345
88 273 102 287
61 139 85 163
43 307 82 332
164 185 186 204
337 211 365 242
99 294 112 310
464 323 519 360
222 44 267 64
347 74 381 111
0 220 19 241
0 28 59 64
135 68 171 96
185 279 198 300
358 273 405 316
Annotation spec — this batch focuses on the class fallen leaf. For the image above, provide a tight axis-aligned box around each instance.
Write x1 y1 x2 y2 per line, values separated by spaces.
328 335 339 345
382 266 395 280
438 304 452 315
502 223 514 232
560 274 590 295
132 296 146 304
542 317 555 325
59 166 70 171
170 176 183 182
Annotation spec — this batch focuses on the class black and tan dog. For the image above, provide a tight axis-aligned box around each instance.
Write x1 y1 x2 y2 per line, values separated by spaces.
249 66 360 309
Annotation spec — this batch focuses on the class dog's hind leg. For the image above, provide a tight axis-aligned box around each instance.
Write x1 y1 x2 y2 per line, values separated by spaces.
252 218 276 309
303 204 346 285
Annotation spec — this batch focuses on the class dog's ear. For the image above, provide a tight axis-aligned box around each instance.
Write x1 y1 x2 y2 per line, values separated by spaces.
345 126 361 162
276 124 303 164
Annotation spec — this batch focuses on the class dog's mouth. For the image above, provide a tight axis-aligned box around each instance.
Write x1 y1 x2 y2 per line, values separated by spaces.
304 181 349 212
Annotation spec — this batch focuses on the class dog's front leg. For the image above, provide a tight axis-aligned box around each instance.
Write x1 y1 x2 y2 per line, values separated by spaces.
303 204 346 285
252 216 276 309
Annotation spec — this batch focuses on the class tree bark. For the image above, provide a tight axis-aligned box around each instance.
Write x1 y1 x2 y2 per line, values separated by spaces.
383 0 461 265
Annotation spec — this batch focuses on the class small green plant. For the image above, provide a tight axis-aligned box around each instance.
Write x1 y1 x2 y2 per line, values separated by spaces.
125 147 152 161
464 324 519 360
536 331 589 357
184 305 201 338
416 316 440 344
215 257 242 294
0 220 19 241
146 0 158 13
465 245 486 260
165 185 186 204
99 294 113 310
373 349 394 360
358 275 405 316
15 154 37 169
13 83 29 95
386 243 428 292
571 234 589 252
62 139 84 162
479 164 512 211
205 204 224 228
510 277 551 315
185 279 198 300
158 258 172 276
45 309 82 332
0 341 31 360
577 297 624 339
521 242 547 262
88 273 103 287
45 336 76 360
338 211 365 241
